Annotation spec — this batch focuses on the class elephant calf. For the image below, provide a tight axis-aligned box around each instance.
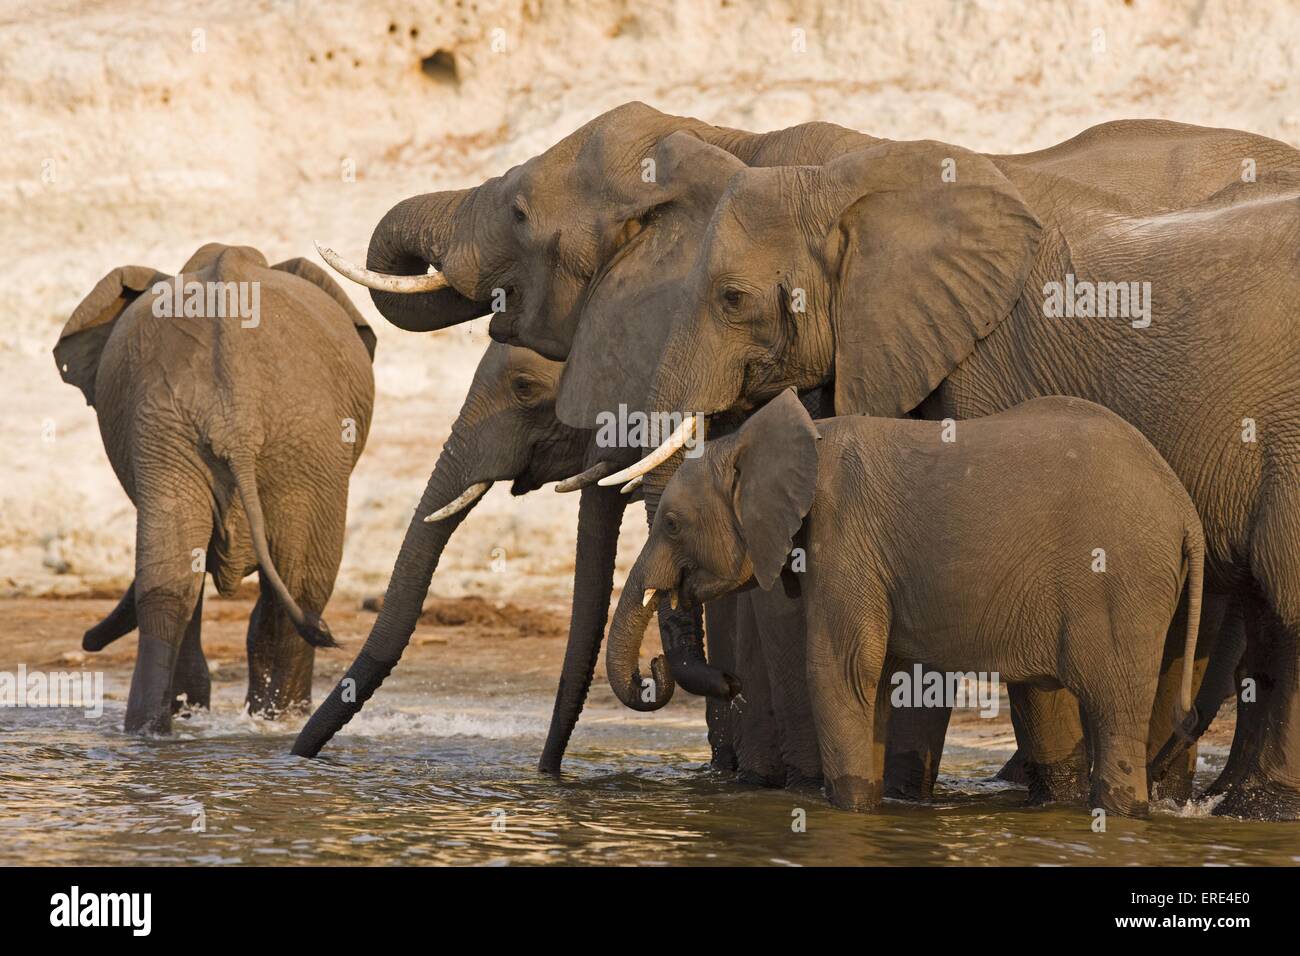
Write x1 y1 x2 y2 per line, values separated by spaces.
606 390 1203 816
54 243 376 734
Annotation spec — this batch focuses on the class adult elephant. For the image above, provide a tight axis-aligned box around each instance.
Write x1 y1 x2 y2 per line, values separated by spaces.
603 123 1300 820
55 244 375 734
289 341 725 769
315 103 879 786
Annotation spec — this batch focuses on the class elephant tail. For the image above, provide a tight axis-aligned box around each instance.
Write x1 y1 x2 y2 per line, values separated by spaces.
1176 519 1204 731
1148 519 1206 784
227 454 338 648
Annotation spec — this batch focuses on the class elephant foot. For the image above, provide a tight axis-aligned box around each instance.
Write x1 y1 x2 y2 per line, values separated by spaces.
1150 764 1195 804
170 660 211 716
826 775 883 812
737 764 786 788
709 743 738 774
883 749 940 801
124 635 178 735
245 694 312 721
1024 755 1089 806
1090 781 1149 819
784 767 824 791
1212 780 1300 821
995 749 1031 786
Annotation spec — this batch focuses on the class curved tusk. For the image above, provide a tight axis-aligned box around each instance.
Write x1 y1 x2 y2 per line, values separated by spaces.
642 588 657 608
424 482 491 522
619 476 643 495
598 414 699 487
554 460 615 493
315 241 450 293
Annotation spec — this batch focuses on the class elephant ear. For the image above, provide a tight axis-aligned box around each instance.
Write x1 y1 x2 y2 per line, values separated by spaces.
54 265 165 406
273 257 377 360
822 141 1041 417
556 132 746 430
731 388 821 590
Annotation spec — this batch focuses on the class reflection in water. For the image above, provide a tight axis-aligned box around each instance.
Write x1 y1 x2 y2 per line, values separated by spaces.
0 687 1293 867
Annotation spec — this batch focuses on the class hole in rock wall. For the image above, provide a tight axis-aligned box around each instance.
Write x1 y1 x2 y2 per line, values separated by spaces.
420 49 459 85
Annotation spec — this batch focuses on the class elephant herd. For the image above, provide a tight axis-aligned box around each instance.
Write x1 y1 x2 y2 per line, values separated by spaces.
58 102 1300 821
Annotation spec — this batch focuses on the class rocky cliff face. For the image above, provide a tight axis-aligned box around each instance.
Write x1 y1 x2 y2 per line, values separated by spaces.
4 0 1297 598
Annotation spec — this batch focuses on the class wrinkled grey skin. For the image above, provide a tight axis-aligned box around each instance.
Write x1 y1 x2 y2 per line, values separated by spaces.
289 342 727 766
627 122 1300 819
343 103 877 784
609 391 1204 815
54 243 375 734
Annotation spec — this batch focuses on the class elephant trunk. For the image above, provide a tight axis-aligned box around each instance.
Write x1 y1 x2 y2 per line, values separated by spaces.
365 189 487 332
604 550 677 712
640 453 740 700
291 441 477 757
538 485 627 774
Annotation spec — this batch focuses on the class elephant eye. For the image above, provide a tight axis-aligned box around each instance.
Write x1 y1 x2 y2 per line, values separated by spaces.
663 514 681 537
512 200 528 224
512 377 539 401
721 287 743 309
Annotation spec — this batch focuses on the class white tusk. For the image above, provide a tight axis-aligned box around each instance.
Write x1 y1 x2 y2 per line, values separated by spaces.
423 482 490 522
598 414 699 487
620 476 643 495
642 588 657 607
315 241 450 293
554 460 615 493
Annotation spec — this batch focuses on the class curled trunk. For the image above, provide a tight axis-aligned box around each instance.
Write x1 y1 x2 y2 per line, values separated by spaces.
365 190 486 332
538 485 626 773
604 563 675 711
291 446 475 757
638 455 738 699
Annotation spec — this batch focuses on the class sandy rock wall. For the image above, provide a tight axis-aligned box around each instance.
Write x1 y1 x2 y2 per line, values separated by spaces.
3 0 1297 600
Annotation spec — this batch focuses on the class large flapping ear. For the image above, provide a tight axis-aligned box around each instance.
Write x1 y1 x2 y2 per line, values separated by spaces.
54 265 165 406
731 388 821 590
556 132 747 430
822 141 1041 417
273 257 377 361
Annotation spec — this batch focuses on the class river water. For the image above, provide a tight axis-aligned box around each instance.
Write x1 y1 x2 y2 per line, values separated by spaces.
1 658 1294 866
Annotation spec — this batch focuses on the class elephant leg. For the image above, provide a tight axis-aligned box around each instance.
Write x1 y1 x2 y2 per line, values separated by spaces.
807 606 888 812
82 580 137 651
1208 604 1266 797
125 490 211 735
1146 592 1228 802
1213 485 1300 819
703 599 739 773
1214 615 1300 819
883 689 952 800
731 594 785 787
170 590 210 714
1008 684 1089 805
749 586 822 788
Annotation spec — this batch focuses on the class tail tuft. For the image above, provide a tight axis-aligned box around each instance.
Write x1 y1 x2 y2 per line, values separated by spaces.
296 613 340 649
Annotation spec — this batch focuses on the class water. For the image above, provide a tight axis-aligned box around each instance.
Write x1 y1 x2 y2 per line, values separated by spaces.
1 669 1294 866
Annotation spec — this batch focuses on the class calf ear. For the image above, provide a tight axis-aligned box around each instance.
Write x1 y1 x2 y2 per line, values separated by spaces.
54 266 164 406
731 389 820 590
273 257 377 361
821 141 1041 417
